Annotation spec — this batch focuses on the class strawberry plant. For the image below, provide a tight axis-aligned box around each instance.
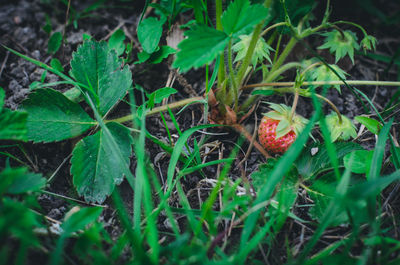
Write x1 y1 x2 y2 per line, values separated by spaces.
2 0 400 264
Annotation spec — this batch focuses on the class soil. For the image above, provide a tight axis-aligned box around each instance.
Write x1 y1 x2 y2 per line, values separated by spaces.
1 0 400 264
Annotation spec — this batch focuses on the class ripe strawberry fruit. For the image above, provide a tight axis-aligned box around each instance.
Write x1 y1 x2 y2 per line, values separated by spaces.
258 103 308 155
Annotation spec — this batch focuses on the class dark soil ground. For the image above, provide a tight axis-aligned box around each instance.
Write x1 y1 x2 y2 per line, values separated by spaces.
1 0 400 264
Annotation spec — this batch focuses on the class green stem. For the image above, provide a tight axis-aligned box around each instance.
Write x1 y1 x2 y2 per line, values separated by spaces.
333 20 369 36
269 37 298 74
107 96 204 124
227 39 239 112
216 0 225 89
316 94 342 123
243 80 400 89
260 22 288 37
236 23 263 86
240 62 301 111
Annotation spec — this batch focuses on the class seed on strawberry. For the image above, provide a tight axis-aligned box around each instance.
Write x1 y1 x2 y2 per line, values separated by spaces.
258 103 308 155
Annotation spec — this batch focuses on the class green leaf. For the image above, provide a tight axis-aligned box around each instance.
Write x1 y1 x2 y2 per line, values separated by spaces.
251 90 275 96
307 63 347 92
173 25 229 72
50 58 64 72
307 174 349 225
0 167 45 194
343 150 374 174
233 34 274 66
318 30 360 64
0 87 4 111
136 46 176 64
71 122 133 203
108 29 126 56
221 0 268 37
0 108 28 141
295 142 363 179
137 17 164 54
151 87 177 104
325 113 357 142
22 88 95 142
48 32 63 54
70 40 132 116
61 207 103 236
354 116 382 135
43 14 52 35
272 0 315 26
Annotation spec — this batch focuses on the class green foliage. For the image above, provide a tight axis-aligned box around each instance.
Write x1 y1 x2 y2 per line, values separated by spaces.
221 0 268 37
70 40 132 116
0 166 45 194
173 0 268 72
361 35 377 52
50 58 64 72
71 122 133 203
22 88 95 142
173 25 230 72
48 31 62 54
233 34 274 66
307 63 347 92
355 115 382 134
108 29 126 56
343 150 374 174
137 45 176 64
318 30 360 64
295 141 363 179
137 17 165 54
325 113 357 142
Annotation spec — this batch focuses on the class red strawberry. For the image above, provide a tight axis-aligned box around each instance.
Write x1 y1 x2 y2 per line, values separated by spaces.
258 103 308 155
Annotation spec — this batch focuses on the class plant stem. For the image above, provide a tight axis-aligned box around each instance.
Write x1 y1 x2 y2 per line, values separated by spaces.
232 124 271 159
243 80 400 89
269 37 298 74
216 0 225 89
289 90 299 121
333 20 369 36
228 39 239 112
236 24 263 86
315 94 342 123
260 22 288 37
107 96 204 124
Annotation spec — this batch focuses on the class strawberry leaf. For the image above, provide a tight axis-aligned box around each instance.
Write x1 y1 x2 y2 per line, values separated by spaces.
308 63 347 93
1 166 45 194
0 108 28 141
22 88 96 143
137 17 165 54
71 122 133 203
233 34 274 66
355 116 382 135
325 113 357 142
318 30 360 64
70 40 132 116
221 0 269 37
173 25 229 72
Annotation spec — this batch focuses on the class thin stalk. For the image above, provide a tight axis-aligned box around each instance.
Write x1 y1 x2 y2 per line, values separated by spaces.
333 20 369 36
240 62 301 111
300 62 323 76
260 22 288 37
269 37 297 74
107 96 204 124
227 39 239 112
216 0 225 89
289 90 299 121
243 80 400 89
236 23 263 86
316 94 342 123
232 124 271 159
